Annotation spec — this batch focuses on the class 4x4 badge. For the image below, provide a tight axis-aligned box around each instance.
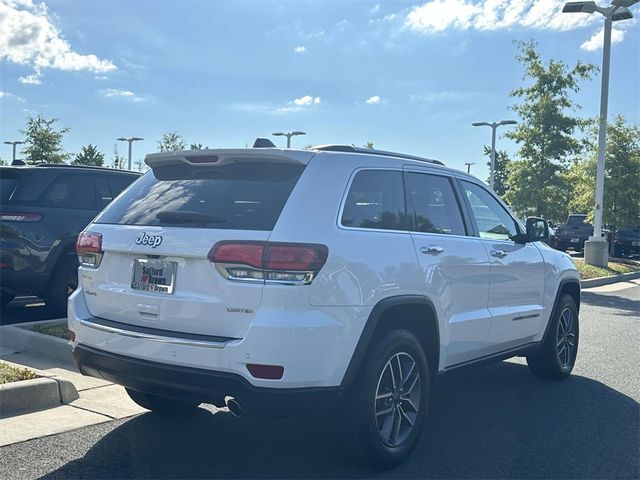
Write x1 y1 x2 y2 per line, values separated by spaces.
135 232 163 248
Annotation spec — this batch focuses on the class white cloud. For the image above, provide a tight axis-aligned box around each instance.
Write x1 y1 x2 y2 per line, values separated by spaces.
369 3 380 15
18 72 42 84
405 0 599 34
293 95 321 106
101 88 144 102
0 0 116 84
293 45 307 53
365 95 382 105
94 75 108 80
0 90 26 101
580 26 625 51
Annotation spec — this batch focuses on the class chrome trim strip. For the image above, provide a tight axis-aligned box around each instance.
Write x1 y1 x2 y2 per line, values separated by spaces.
79 318 236 349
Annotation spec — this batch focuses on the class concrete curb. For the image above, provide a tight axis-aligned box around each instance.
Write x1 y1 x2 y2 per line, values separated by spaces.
581 271 640 288
0 319 73 364
0 376 79 418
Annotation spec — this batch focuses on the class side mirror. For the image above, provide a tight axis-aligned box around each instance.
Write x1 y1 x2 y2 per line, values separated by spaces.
526 217 550 243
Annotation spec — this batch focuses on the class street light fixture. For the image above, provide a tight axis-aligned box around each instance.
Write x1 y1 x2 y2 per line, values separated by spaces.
4 140 25 162
272 131 306 148
117 137 144 170
464 162 475 174
562 0 637 267
471 120 517 190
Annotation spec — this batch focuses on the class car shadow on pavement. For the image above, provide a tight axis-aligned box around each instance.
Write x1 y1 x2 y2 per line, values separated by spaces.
41 361 639 479
581 291 639 318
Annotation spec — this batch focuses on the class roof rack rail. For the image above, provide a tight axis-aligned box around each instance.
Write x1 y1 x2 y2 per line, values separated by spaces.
309 144 444 166
35 164 139 173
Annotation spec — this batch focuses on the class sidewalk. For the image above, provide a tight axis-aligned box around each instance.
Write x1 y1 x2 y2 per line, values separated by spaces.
0 345 145 447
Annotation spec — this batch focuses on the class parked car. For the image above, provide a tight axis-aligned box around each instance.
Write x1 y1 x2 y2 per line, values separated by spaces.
553 214 593 252
614 224 640 258
0 164 140 312
69 144 580 469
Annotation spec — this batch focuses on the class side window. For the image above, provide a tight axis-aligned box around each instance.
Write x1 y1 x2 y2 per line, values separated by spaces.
38 174 95 210
95 177 114 209
108 175 136 197
405 172 466 236
341 170 406 231
461 181 518 241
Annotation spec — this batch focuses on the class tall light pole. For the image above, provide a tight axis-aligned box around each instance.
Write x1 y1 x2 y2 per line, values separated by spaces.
272 131 306 148
471 120 517 190
4 140 25 162
465 162 475 174
562 0 636 267
117 137 144 170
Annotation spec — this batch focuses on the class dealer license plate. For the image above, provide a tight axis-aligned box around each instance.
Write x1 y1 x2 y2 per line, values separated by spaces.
131 259 177 294
571 238 580 243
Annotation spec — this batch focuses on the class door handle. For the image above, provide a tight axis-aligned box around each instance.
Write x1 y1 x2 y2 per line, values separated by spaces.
421 245 444 255
491 249 508 258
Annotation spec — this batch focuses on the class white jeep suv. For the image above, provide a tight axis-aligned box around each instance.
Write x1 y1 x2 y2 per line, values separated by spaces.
69 144 580 469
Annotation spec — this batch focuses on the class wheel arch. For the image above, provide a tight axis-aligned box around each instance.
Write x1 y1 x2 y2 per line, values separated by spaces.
541 278 581 342
340 295 440 390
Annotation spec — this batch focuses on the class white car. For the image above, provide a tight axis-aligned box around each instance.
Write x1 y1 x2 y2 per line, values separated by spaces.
69 143 580 469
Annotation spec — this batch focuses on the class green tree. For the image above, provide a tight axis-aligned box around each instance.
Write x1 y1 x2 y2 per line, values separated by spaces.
189 143 207 150
72 144 105 167
483 146 511 197
567 115 640 228
503 40 596 222
363 141 375 149
157 131 186 152
20 114 70 164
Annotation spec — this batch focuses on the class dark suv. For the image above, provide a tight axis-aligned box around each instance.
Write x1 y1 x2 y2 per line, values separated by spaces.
553 214 593 252
0 164 140 312
614 225 640 258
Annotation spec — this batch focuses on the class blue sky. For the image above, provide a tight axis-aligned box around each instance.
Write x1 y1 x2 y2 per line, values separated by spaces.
1 0 638 180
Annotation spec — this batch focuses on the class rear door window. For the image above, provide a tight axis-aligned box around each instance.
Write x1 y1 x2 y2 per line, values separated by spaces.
95 177 114 210
108 175 137 197
341 170 406 231
95 161 305 230
38 173 96 210
405 172 466 235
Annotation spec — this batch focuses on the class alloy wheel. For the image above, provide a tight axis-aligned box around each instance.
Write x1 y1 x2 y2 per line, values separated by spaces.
374 352 421 447
557 307 576 368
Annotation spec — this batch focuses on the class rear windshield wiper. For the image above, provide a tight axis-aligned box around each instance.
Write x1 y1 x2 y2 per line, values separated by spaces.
155 210 227 224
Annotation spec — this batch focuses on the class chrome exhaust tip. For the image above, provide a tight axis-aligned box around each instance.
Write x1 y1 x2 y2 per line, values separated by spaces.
226 398 244 417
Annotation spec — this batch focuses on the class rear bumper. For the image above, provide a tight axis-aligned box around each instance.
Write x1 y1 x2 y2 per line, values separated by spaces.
73 344 341 416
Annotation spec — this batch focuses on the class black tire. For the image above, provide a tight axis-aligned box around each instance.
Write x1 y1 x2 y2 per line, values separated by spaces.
340 329 430 470
125 388 201 414
613 244 623 258
43 256 79 316
527 294 579 380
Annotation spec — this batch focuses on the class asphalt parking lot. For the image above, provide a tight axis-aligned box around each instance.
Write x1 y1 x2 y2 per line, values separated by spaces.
0 281 638 479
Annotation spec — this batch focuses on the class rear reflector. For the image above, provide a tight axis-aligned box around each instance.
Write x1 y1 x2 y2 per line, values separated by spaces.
246 364 284 380
0 212 42 222
208 241 328 285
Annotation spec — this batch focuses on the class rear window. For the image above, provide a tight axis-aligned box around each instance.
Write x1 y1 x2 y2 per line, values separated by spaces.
94 161 305 230
0 170 22 203
567 215 588 226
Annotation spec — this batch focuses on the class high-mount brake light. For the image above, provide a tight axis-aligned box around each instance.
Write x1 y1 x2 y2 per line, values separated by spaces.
76 232 103 268
0 212 43 222
208 241 328 285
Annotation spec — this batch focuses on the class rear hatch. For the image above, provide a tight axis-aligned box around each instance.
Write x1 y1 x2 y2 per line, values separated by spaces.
81 150 313 339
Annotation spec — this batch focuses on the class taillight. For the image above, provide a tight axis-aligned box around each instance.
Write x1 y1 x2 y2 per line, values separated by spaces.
0 212 42 222
208 241 328 285
76 231 103 268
